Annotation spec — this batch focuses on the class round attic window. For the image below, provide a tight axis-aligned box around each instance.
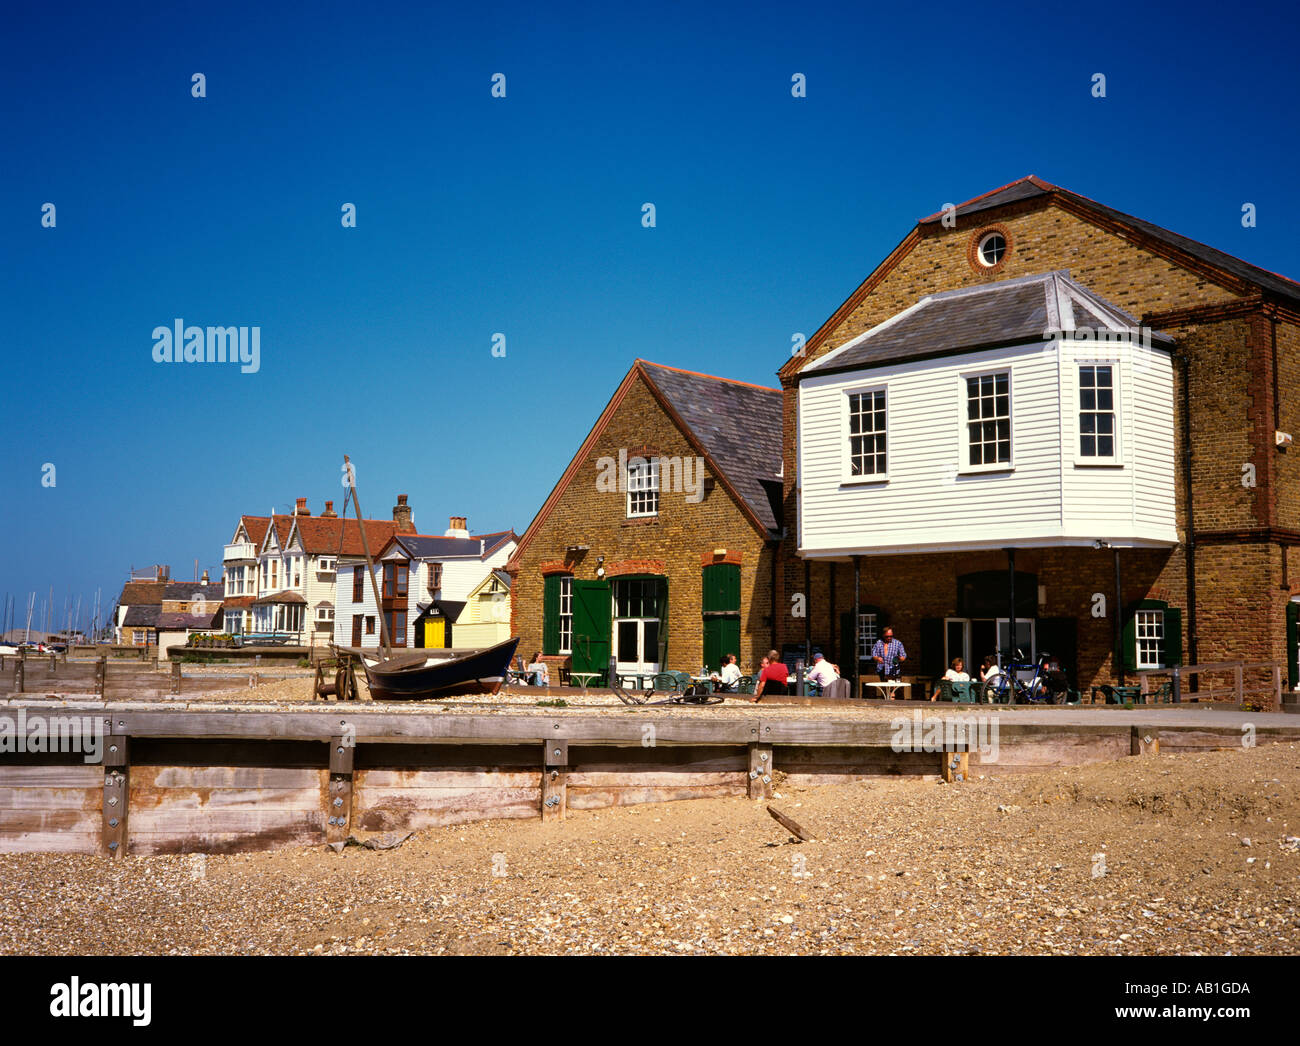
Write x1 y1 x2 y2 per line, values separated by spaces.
977 232 1007 267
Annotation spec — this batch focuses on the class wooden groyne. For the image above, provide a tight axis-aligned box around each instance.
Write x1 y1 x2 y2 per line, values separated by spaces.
2 702 1297 858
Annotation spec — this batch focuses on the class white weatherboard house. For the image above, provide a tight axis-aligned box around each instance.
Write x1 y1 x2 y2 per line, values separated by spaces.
796 271 1178 667
337 517 517 650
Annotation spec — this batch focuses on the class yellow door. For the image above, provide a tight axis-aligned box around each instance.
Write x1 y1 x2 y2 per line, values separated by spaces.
425 617 445 648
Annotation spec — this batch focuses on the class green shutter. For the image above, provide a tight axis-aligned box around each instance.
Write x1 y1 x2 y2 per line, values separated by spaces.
658 577 669 666
702 564 740 614
542 575 560 656
1121 607 1137 673
1287 601 1298 690
1163 607 1183 667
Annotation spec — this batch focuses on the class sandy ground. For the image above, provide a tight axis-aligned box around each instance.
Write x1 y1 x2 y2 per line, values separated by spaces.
1 742 1297 956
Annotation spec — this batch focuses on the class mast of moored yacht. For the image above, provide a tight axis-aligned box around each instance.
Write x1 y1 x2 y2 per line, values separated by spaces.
343 455 391 658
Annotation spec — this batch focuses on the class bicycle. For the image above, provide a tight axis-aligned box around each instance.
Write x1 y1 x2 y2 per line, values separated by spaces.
985 648 1067 704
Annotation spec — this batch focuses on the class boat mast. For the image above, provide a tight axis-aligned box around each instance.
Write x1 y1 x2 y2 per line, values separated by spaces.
343 455 391 657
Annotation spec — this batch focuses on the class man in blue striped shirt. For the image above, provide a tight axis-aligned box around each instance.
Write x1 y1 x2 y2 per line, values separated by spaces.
871 627 907 684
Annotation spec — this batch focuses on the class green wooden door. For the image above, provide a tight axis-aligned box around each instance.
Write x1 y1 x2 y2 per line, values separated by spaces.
703 616 740 673
571 580 611 677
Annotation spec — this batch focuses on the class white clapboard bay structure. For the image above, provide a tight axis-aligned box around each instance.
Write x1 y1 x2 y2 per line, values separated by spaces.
797 271 1178 557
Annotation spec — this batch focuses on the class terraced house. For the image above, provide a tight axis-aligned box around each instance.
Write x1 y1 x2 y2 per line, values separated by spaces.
223 497 410 646
507 360 784 684
780 176 1300 696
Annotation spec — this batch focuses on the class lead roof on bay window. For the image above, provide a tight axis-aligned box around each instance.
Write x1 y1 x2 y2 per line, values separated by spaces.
799 271 1175 379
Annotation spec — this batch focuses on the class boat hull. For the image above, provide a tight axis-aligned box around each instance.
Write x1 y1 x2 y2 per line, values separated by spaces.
353 637 520 701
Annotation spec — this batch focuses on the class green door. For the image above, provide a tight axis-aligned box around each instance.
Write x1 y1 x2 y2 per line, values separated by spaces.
703 615 740 673
571 579 612 678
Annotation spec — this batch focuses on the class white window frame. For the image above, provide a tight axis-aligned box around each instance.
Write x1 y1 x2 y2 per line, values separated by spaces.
626 458 660 518
958 369 1014 474
315 607 335 623
558 576 573 654
977 232 1007 268
1135 609 1165 670
841 384 889 484
317 557 336 574
1074 359 1123 467
856 612 879 660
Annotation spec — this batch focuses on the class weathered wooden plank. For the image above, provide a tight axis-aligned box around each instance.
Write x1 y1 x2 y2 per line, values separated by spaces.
353 768 542 832
128 765 328 855
566 783 745 809
0 764 102 854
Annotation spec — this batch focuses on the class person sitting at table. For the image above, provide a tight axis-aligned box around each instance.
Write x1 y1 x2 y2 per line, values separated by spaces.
930 656 969 701
753 650 788 702
871 627 907 685
526 651 548 687
805 652 840 692
710 653 742 693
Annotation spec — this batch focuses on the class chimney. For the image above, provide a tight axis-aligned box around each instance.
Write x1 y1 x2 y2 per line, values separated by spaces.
393 494 414 534
295 497 310 516
321 500 337 518
201 569 209 585
445 515 469 539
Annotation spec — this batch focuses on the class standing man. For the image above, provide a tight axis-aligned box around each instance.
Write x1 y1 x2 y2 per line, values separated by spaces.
871 627 907 693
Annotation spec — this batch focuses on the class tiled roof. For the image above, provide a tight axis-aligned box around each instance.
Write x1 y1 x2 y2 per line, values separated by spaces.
919 176 1300 304
637 362 784 534
252 590 308 606
238 516 271 546
802 271 1174 376
490 568 512 588
117 580 169 607
288 516 401 557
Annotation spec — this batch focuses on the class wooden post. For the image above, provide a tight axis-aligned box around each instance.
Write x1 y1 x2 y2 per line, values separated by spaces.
542 739 568 821
103 731 129 859
95 657 107 697
748 743 773 799
1233 662 1244 704
13 659 23 694
941 748 969 784
326 734 355 848
169 660 181 696
1130 726 1158 757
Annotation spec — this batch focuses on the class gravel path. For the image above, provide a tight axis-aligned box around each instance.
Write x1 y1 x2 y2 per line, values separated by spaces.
2 743 1296 956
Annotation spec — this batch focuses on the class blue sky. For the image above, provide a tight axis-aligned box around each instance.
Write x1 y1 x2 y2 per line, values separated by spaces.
2 0 1298 631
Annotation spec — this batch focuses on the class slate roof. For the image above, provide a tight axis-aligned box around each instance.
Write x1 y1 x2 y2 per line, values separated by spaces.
920 176 1300 305
162 583 224 602
802 271 1174 377
122 605 162 627
385 533 512 560
636 362 784 534
490 568 512 588
158 609 223 630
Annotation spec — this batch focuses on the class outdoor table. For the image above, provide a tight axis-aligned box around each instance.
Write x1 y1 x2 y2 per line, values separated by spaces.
862 680 911 700
690 677 714 693
569 671 602 690
619 672 653 690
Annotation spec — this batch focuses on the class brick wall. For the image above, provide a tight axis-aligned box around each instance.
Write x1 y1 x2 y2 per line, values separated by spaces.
777 196 1300 689
510 371 776 676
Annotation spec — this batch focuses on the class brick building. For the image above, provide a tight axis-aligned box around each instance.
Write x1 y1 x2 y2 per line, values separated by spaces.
507 360 783 683
778 176 1300 697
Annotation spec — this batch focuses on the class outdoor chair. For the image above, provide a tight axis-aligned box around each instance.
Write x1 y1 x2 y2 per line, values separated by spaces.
652 671 682 692
940 679 977 704
822 678 851 700
736 675 756 694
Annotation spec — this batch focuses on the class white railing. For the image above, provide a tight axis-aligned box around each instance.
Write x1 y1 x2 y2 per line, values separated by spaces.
224 542 257 561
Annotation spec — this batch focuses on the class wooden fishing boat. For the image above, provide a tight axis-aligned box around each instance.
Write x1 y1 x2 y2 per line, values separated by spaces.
340 637 520 700
335 453 521 702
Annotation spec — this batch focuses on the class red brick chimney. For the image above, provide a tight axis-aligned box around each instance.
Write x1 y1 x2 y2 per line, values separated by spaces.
321 500 337 518
393 494 414 534
295 497 310 516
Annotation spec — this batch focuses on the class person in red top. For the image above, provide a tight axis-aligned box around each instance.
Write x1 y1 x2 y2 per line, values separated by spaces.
753 649 789 703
